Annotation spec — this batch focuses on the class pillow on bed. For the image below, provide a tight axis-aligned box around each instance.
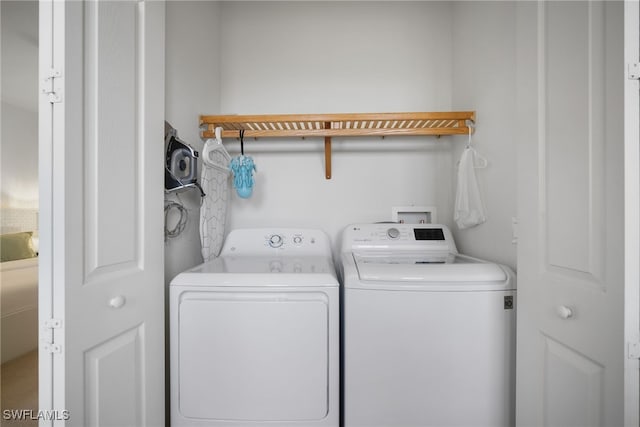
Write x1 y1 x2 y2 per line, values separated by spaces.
0 231 38 262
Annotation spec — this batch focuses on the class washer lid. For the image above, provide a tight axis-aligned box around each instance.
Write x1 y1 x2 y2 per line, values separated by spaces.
353 252 507 283
171 256 338 287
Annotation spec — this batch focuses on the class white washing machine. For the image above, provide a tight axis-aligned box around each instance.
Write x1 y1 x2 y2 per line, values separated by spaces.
340 223 516 427
170 228 339 427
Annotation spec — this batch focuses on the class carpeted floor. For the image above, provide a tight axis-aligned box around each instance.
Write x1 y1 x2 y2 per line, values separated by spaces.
1 350 38 427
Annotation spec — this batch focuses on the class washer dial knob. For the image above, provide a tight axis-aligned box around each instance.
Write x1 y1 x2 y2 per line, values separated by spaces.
268 234 284 248
293 236 303 244
387 227 400 239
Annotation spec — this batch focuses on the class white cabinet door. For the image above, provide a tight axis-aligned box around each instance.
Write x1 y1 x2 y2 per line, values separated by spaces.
39 1 165 425
515 2 625 426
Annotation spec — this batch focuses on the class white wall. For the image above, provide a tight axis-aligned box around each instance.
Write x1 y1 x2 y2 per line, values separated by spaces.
0 1 38 112
1 103 38 209
1 1 39 211
451 2 518 269
219 2 453 114
165 1 518 271
165 1 221 284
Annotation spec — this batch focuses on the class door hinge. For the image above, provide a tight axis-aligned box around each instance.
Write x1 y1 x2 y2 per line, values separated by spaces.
43 318 62 329
43 343 62 354
42 318 62 354
628 342 640 359
42 68 62 103
628 63 640 80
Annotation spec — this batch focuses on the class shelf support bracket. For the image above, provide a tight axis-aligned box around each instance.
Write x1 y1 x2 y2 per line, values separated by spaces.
324 121 332 179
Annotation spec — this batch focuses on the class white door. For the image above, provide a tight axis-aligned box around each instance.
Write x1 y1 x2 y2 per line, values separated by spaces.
515 2 626 426
38 1 165 425
623 1 640 425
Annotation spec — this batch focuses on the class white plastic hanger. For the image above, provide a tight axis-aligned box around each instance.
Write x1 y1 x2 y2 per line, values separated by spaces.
462 121 488 169
202 127 231 173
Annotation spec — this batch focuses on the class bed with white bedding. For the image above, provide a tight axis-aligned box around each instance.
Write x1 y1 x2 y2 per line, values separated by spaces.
1 229 39 363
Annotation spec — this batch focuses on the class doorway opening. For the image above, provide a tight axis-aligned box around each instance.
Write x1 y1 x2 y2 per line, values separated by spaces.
0 1 39 423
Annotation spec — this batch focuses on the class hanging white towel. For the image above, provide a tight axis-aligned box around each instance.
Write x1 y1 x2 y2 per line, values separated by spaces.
454 147 486 229
199 133 231 261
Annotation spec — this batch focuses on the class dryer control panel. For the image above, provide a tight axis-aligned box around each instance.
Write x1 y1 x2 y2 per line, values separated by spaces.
220 228 332 256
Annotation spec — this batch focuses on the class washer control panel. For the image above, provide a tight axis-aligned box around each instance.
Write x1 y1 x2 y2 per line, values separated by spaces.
342 223 458 253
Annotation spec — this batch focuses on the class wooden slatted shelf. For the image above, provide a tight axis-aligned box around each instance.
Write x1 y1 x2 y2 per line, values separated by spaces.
199 111 475 179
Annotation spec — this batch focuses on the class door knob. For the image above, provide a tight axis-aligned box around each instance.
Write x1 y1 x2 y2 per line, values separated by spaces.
109 295 126 309
556 305 573 319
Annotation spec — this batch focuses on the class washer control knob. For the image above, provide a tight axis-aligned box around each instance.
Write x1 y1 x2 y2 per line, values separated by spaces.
387 227 400 239
293 236 303 244
268 234 284 248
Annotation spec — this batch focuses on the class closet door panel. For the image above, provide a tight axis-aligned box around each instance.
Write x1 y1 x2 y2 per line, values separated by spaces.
85 0 139 279
515 2 623 426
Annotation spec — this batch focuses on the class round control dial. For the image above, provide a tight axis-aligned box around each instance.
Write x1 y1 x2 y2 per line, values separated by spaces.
387 227 400 239
293 236 303 244
268 234 284 248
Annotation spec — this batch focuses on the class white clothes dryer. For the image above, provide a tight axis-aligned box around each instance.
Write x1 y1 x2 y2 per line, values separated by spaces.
170 228 339 427
339 223 516 427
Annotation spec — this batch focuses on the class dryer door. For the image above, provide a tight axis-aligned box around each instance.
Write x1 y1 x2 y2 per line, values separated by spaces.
173 288 331 423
